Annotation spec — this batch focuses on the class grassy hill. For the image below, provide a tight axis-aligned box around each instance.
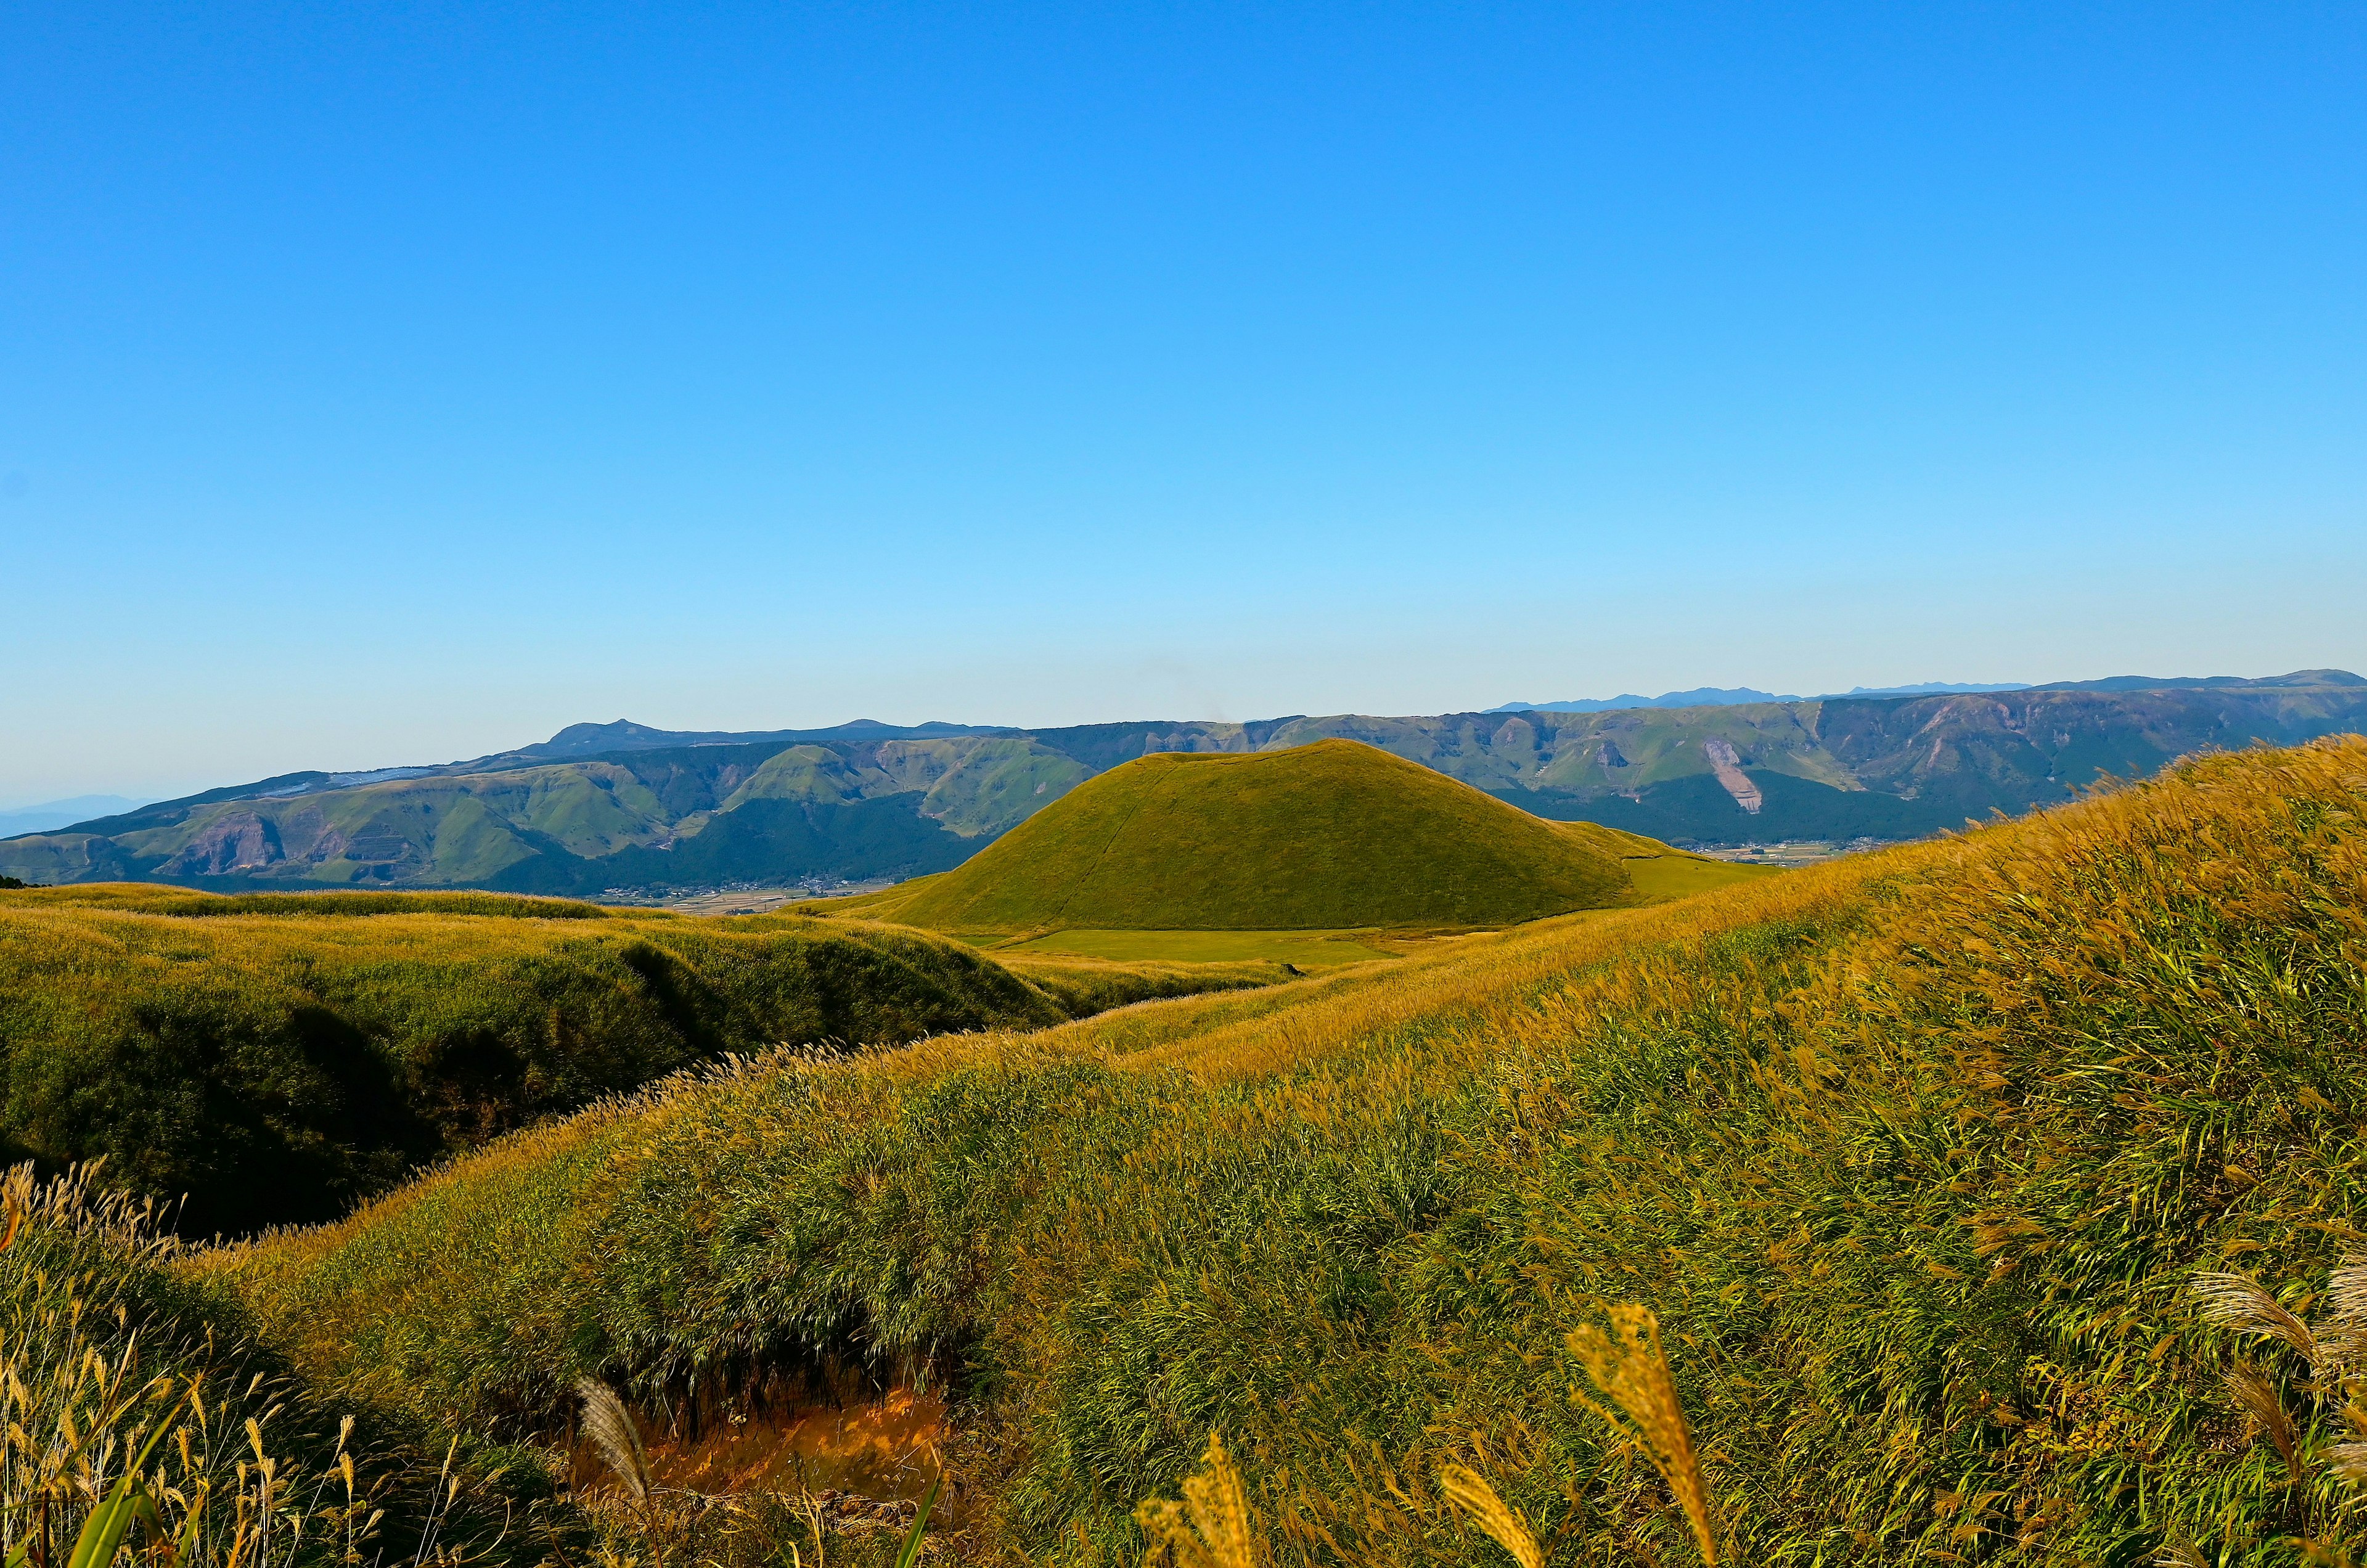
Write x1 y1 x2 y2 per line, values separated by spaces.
158 735 2367 1566
0 884 1277 1233
838 740 1636 933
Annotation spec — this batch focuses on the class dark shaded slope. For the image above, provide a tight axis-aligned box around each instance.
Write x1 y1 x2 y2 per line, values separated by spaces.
488 795 975 895
0 887 1065 1233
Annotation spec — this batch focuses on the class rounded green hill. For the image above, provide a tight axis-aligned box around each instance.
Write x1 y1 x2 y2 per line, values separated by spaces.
862 738 1637 932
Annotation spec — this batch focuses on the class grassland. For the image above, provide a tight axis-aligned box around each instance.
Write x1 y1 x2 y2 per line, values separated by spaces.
163 737 2367 1566
1000 928 1399 966
0 885 1275 1233
0 1163 542 1568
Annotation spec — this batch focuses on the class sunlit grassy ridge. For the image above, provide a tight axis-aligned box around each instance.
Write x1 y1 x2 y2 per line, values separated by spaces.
0 886 1275 1233
205 740 2367 1564
821 740 1640 933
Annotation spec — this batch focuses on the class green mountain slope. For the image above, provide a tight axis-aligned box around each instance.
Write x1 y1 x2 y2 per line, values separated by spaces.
205 737 2367 1565
0 737 1090 894
862 739 1634 931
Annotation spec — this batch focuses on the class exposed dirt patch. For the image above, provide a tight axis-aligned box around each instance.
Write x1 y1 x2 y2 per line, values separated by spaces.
570 1385 950 1508
1701 736 1764 814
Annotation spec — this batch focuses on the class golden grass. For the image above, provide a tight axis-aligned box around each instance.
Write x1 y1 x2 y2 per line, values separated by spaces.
1566 1305 1717 1564
1135 1433 1259 1568
0 1164 502 1568
0 887 1279 1232
1434 1466 1542 1568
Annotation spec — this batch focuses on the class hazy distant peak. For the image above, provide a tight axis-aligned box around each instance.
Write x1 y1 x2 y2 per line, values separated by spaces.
539 720 682 754
1490 669 2363 714
0 794 158 839
1487 687 1796 714
520 717 1005 761
1826 681 2030 698
2029 669 2366 693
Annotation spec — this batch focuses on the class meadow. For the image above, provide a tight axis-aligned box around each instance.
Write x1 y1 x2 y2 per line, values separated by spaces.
0 885 1275 1233
999 928 1399 966
81 736 2354 1566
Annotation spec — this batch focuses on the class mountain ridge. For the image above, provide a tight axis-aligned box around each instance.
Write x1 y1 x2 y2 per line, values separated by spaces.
1486 667 2365 713
7 669 2363 889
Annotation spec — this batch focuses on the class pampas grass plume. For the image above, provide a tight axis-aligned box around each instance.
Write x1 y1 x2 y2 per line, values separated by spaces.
1568 1304 1718 1566
577 1377 653 1503
1136 1432 1257 1568
1438 1464 1543 1568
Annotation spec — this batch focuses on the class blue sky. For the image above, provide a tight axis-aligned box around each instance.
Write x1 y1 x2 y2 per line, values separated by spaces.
3 3 2363 804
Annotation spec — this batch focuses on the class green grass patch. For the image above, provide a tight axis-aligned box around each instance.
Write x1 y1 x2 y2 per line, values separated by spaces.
1615 846 1783 901
1000 928 1396 965
818 739 1635 933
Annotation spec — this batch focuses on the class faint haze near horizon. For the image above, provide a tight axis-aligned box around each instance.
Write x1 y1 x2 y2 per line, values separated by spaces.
3 4 2363 802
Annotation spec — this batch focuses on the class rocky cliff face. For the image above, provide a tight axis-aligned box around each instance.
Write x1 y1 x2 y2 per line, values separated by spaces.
1701 737 1764 814
158 811 281 875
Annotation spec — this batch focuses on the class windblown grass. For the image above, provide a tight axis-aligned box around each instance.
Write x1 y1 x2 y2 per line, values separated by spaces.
0 1163 527 1568
200 739 2367 1564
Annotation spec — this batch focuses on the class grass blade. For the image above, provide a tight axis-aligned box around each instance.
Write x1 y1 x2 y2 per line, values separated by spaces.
891 1470 942 1568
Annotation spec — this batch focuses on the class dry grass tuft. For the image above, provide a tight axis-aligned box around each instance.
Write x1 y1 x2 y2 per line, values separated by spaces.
1135 1432 1259 1568
1436 1464 1542 1568
1567 1304 1717 1564
2191 1270 2322 1368
579 1378 653 1503
2224 1366 2304 1485
2320 1256 2367 1375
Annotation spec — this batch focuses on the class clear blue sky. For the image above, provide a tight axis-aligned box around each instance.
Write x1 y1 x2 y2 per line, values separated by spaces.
4 3 2363 804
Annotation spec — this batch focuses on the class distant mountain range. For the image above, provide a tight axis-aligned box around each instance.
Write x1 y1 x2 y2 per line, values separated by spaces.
5 669 2363 891
0 794 156 838
1481 671 2348 713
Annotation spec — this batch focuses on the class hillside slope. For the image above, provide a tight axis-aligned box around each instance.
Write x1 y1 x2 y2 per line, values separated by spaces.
0 885 1274 1232
855 739 1633 931
207 737 2367 1564
0 736 1092 894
